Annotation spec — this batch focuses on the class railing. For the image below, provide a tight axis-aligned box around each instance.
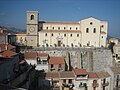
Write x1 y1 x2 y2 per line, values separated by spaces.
63 83 74 89
102 81 109 86
50 68 55 71
79 84 85 87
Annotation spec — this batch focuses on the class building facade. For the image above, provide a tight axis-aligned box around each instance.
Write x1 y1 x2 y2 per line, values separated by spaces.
26 11 108 47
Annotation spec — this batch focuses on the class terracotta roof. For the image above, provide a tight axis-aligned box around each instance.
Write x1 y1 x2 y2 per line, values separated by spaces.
100 31 106 34
44 21 79 25
0 44 15 52
38 53 48 57
59 71 75 78
24 52 37 59
73 69 88 75
41 30 81 32
49 57 65 64
88 72 98 78
7 44 15 50
16 32 26 34
111 66 120 74
46 72 60 79
97 70 110 78
2 50 18 57
19 60 25 64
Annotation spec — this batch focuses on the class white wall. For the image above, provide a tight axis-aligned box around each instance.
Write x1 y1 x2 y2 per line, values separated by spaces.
38 17 107 48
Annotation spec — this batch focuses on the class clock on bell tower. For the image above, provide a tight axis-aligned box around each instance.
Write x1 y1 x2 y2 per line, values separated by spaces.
26 11 39 47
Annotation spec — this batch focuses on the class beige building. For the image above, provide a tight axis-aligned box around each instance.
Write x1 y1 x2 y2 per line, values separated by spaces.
0 28 9 44
15 32 27 46
26 11 108 47
24 52 49 71
109 38 119 45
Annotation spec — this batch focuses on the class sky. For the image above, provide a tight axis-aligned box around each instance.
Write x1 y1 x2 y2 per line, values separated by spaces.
0 0 120 38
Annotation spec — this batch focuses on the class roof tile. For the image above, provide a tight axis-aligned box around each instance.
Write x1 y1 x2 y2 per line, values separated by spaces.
46 72 59 79
88 72 98 78
97 70 110 78
24 52 37 59
73 69 88 75
59 71 75 78
49 57 65 64
2 50 18 57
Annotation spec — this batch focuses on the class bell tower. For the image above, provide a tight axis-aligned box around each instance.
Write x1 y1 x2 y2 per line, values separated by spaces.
26 11 39 47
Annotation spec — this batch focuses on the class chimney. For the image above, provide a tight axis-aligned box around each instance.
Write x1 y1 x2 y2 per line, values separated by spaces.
0 30 3 33
5 45 8 50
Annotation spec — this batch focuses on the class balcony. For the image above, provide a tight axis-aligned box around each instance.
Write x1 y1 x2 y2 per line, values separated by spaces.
76 75 88 80
102 82 109 87
50 68 55 71
58 68 63 71
92 83 99 87
79 84 85 87
63 83 74 89
79 83 87 88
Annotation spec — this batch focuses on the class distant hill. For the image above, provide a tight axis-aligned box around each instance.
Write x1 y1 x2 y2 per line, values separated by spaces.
107 35 120 41
0 26 25 33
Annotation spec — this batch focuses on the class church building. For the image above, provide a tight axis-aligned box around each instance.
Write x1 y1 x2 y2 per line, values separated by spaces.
26 11 108 48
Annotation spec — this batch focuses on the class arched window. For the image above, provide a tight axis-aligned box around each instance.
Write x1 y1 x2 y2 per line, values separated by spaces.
51 33 53 36
30 15 34 20
86 28 89 33
93 28 96 33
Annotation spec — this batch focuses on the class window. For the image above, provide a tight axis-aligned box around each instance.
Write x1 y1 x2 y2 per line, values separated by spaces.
70 27 72 30
77 34 79 37
93 80 97 84
41 27 42 30
90 22 93 25
93 28 96 33
71 43 73 47
76 27 78 30
20 37 23 42
64 34 66 37
51 64 54 68
25 37 27 41
46 27 48 30
37 57 41 64
63 80 66 83
64 27 66 30
69 79 72 83
58 64 62 68
58 27 60 30
30 15 34 20
45 33 47 36
86 28 89 33
101 25 104 28
70 34 72 37
51 33 53 36
43 60 47 64
53 27 54 30
46 44 48 47
87 41 90 46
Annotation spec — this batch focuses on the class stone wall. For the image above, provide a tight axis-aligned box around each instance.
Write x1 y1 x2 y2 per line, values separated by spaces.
37 48 113 72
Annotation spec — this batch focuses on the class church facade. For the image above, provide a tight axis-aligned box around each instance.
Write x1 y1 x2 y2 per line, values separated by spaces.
26 11 108 48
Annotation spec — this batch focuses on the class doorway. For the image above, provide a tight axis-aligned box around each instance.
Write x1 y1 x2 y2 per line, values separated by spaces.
58 41 61 47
